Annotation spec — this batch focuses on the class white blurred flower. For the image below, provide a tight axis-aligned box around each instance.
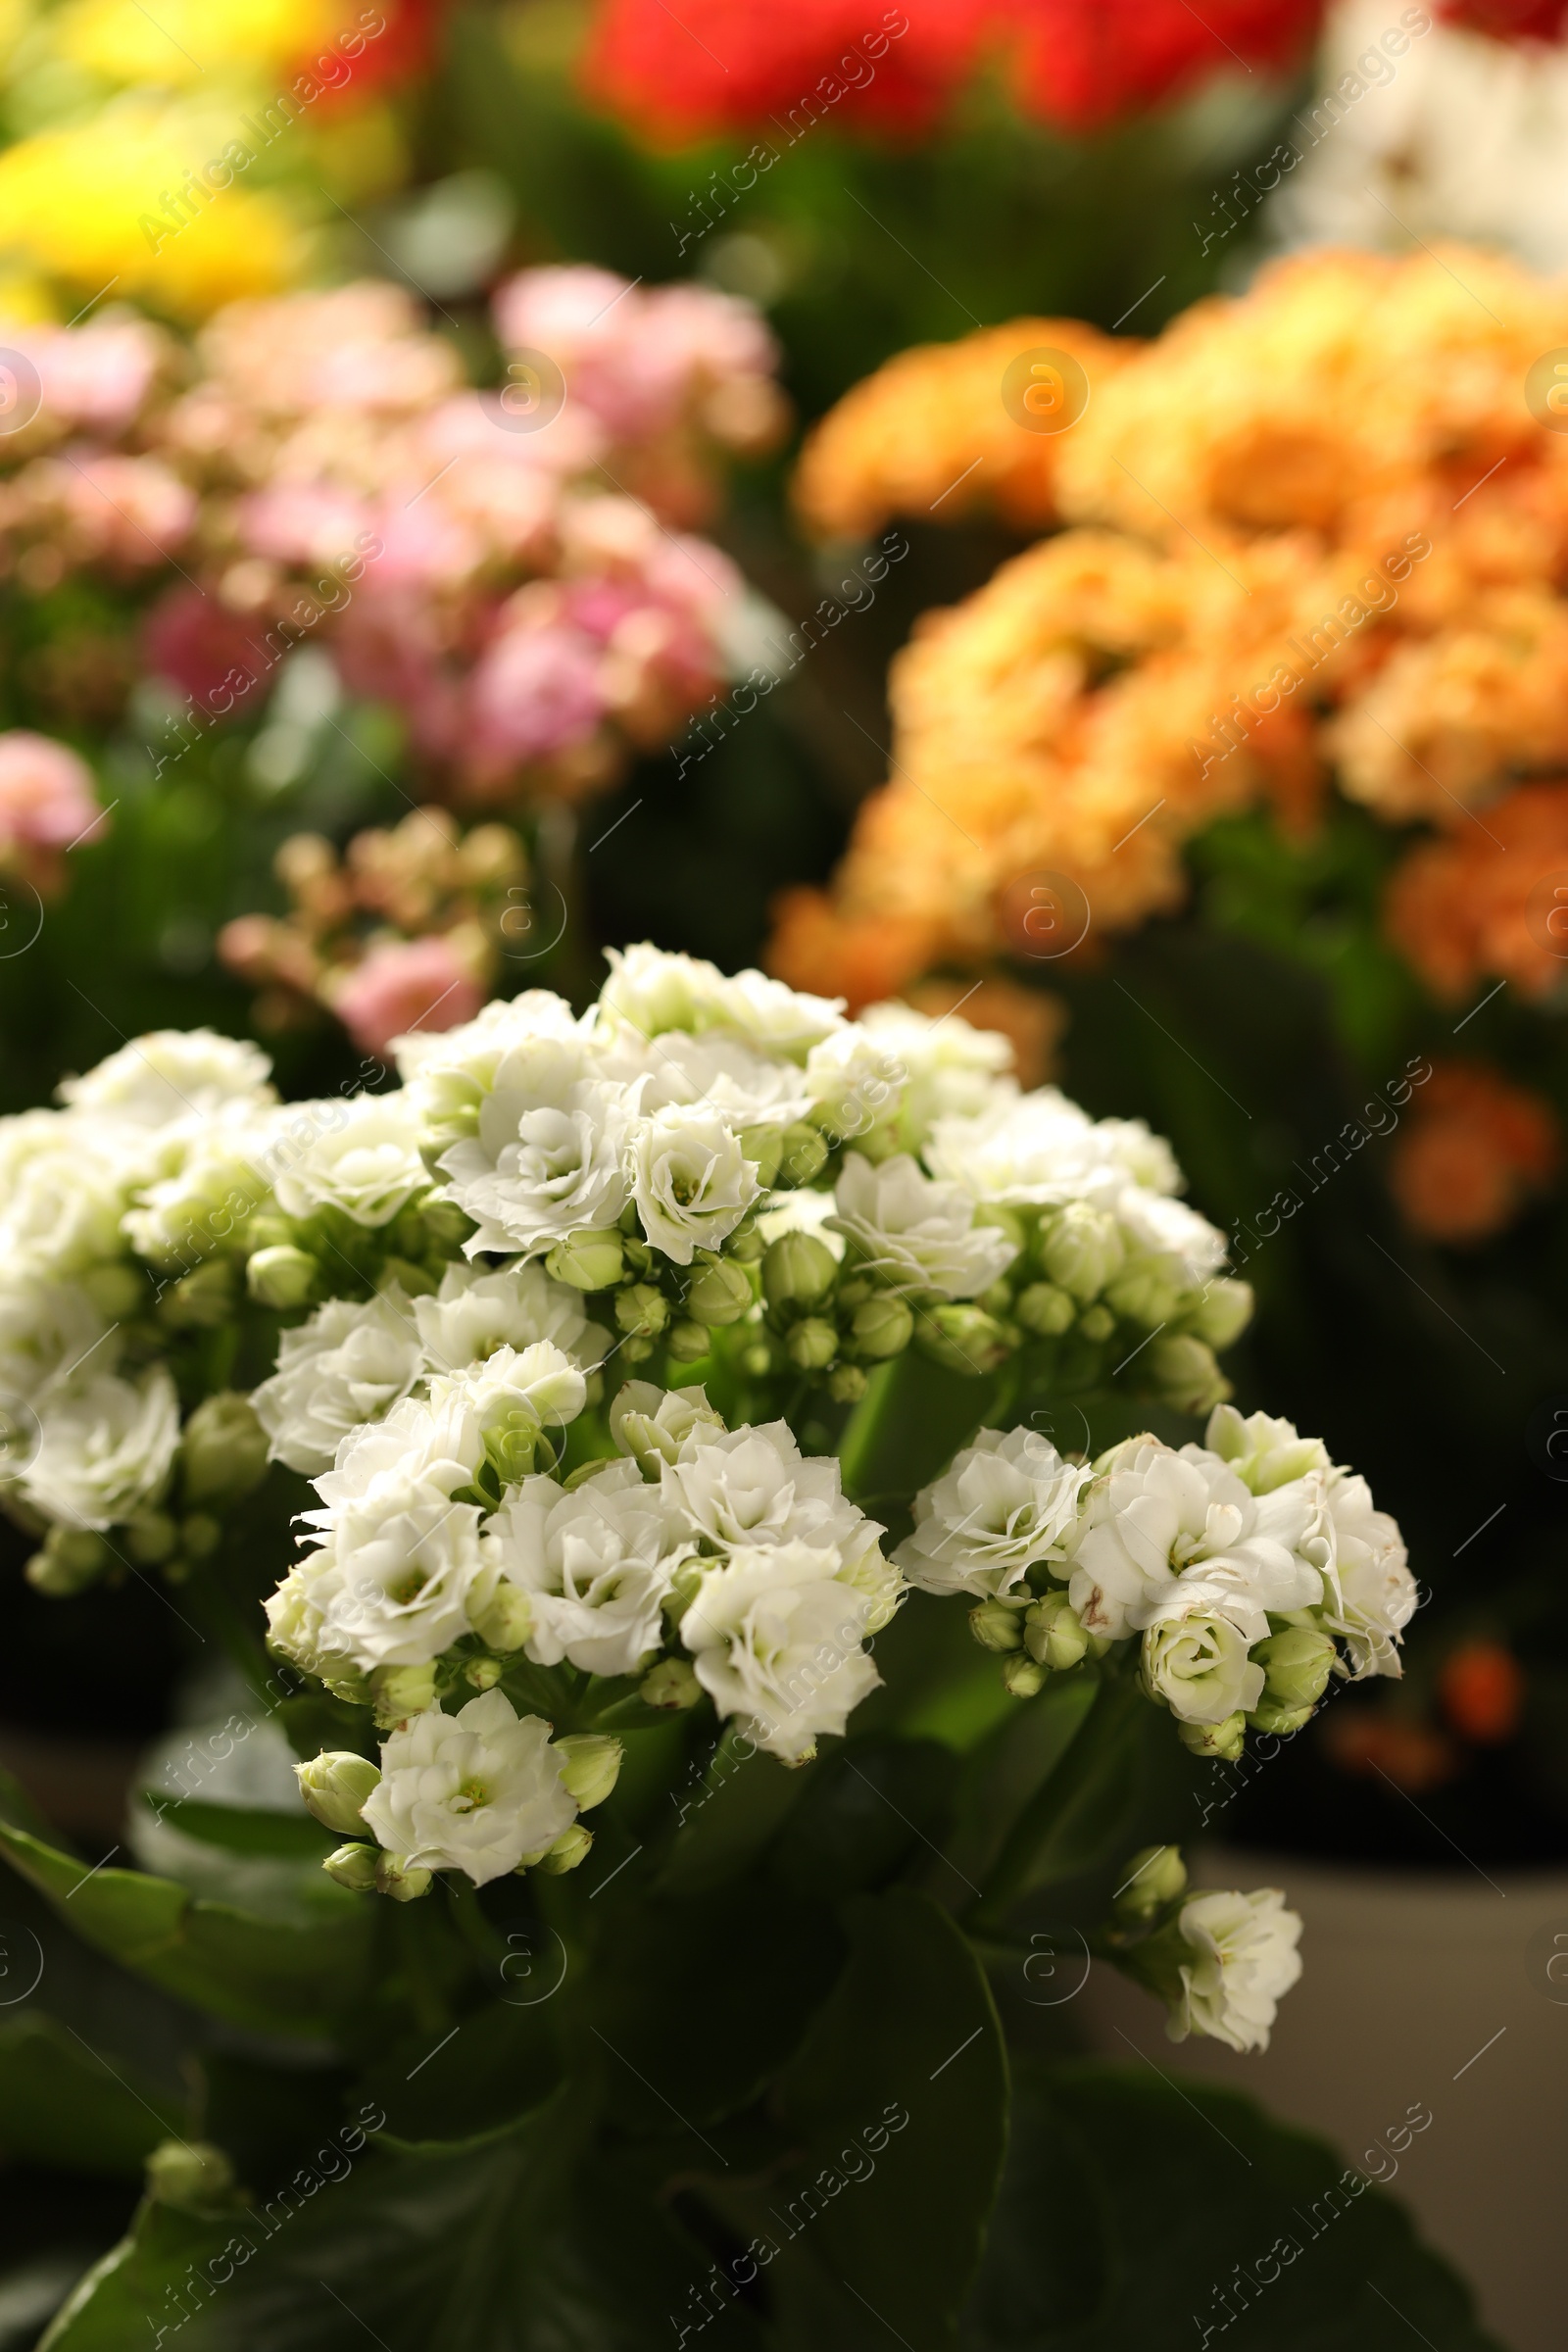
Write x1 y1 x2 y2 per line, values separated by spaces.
1168 1887 1302 2053
828 1152 1016 1300
801 1025 907 1148
754 1186 844 1257
597 944 843 1058
679 1539 881 1762
414 1259 607 1376
271 1093 426 1229
362 1690 576 1885
478 1457 677 1676
24 1366 179 1529
856 1002 1014 1149
1204 1404 1330 1494
896 1427 1089 1598
396 990 587 1147
251 1291 423 1476
0 1275 115 1403
631 1103 759 1264
0 1113 129 1276
1315 1471 1417 1680
264 1547 344 1677
441 1077 632 1259
1141 1610 1264 1726
603 1029 812 1132
58 1029 274 1129
1113 1191 1227 1290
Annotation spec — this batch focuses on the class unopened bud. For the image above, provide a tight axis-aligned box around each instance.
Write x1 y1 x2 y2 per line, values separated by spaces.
1103 1265 1183 1329
296 1750 381 1836
180 1513 221 1561
786 1316 839 1370
615 1283 669 1339
667 1320 710 1362
1015 1281 1076 1338
379 1255 437 1298
322 1842 381 1893
685 1254 753 1328
465 1655 504 1690
181 1392 270 1506
914 1303 1009 1375
1147 1335 1230 1415
778 1123 828 1185
468 1576 533 1650
1177 1712 1247 1763
1113 1843 1188 1921
532 1821 594 1875
1002 1654 1048 1698
124 1511 177 1565
641 1657 702 1710
762 1232 838 1310
1038 1203 1124 1302
370 1663 437 1725
420 1197 474 1247
80 1263 145 1320
1078 1303 1115 1343
546 1230 624 1292
145 2140 235 2212
375 1852 432 1900
1248 1695 1315 1736
246 1244 319 1308
161 1259 236 1330
969 1596 1025 1653
25 1526 111 1596
1254 1626 1336 1711
484 1406 543 1487
847 1294 913 1361
555 1733 623 1810
826 1363 866 1403
739 1127 782 1188
1188 1277 1253 1350
1024 1591 1089 1671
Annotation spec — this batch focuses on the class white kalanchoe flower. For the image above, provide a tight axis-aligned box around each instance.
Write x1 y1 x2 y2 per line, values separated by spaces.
661 1420 881 1560
477 1458 679 1677
414 1259 608 1377
308 1479 486 1670
58 1030 275 1128
265 1548 345 1678
121 1099 282 1266
23 1366 180 1530
856 1003 1014 1151
0 1113 130 1277
0 1275 115 1404
1167 1887 1303 2053
678 1539 882 1763
304 1393 485 1527
896 1428 1090 1599
603 1029 813 1133
396 991 587 1146
1204 1403 1330 1494
441 1076 633 1260
251 1290 423 1476
271 1093 426 1229
755 1187 844 1257
609 1379 726 1474
828 1152 1016 1300
630 1103 760 1265
1113 1190 1228 1290
801 1025 907 1149
597 944 843 1058
427 1341 587 1439
361 1690 577 1886
1062 1439 1322 1643
1141 1609 1264 1726
1314 1472 1417 1680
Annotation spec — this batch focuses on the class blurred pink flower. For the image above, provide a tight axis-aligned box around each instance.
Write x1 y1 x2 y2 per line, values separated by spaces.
0 733 101 865
34 319 168 436
143 586 267 711
332 934 485 1054
55 453 197 567
238 482 377 570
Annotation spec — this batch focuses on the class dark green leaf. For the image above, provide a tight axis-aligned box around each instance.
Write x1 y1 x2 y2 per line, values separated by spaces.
0 2013 184 2178
140 1796 337 1861
772 1740 960 1901
654 1732 813 1895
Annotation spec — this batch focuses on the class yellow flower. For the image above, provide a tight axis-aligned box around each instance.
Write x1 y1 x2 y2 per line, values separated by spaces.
49 0 351 85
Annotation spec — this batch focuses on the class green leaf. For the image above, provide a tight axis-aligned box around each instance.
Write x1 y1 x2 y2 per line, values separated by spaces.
140 1796 337 1861
963 2060 1501 2351
362 1997 564 2152
771 1740 960 1901
654 1731 812 1895
701 1886 1009 2352
968 1674 1147 1932
0 1770 373 2040
0 2012 185 2178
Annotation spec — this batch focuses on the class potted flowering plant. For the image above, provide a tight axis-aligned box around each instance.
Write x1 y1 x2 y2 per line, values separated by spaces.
0 949 1489 2348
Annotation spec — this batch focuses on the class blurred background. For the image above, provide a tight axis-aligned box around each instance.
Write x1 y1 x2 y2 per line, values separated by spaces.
2 0 1568 2339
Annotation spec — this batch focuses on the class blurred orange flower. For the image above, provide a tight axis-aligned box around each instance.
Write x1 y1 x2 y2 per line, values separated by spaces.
1388 1058 1560 1244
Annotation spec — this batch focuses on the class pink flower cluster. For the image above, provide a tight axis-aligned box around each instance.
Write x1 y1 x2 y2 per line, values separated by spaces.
0 732 101 891
0 270 785 808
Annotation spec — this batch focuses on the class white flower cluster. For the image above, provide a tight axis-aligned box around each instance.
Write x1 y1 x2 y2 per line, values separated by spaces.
901 1404 1416 1755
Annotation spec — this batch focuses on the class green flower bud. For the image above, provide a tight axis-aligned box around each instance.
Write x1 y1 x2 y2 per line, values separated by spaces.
181 1392 270 1507
666 1320 710 1363
1038 1202 1124 1302
615 1283 669 1339
145 2140 235 2213
161 1259 236 1330
621 1335 656 1363
739 1127 783 1188
485 1405 544 1487
469 1578 534 1653
375 1852 433 1901
1247 1695 1315 1737
420 1197 476 1247
847 1295 913 1362
786 1317 839 1371
244 1212 295 1253
370 1663 438 1726
180 1513 221 1561
1112 1843 1189 1922
641 1657 703 1710
532 1822 594 1876
555 1733 623 1811
379 1255 438 1298
777 1123 828 1186
969 1596 1025 1652
914 1303 1009 1375
1023 1591 1090 1672
79 1263 146 1320
1188 1277 1254 1350
124 1511 177 1566
546 1230 625 1292
1103 1265 1183 1329
1014 1281 1076 1338
1078 1303 1115 1343
1177 1712 1247 1763
296 1751 381 1836
1254 1626 1336 1711
685 1253 754 1328
246 1244 319 1309
24 1526 111 1596
976 1279 1015 1317
323 1842 380 1892
319 1668 371 1705
826 1362 867 1403
728 1221 765 1262
1147 1335 1230 1415
739 1341 773 1377
464 1655 504 1690
762 1232 838 1310
1002 1654 1048 1698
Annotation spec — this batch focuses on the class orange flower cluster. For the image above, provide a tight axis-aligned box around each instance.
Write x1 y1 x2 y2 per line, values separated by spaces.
772 245 1568 1007
1387 1057 1560 1244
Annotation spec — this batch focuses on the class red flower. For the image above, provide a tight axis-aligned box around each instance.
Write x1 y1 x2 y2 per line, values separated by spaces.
1441 0 1568 37
1008 0 1323 132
